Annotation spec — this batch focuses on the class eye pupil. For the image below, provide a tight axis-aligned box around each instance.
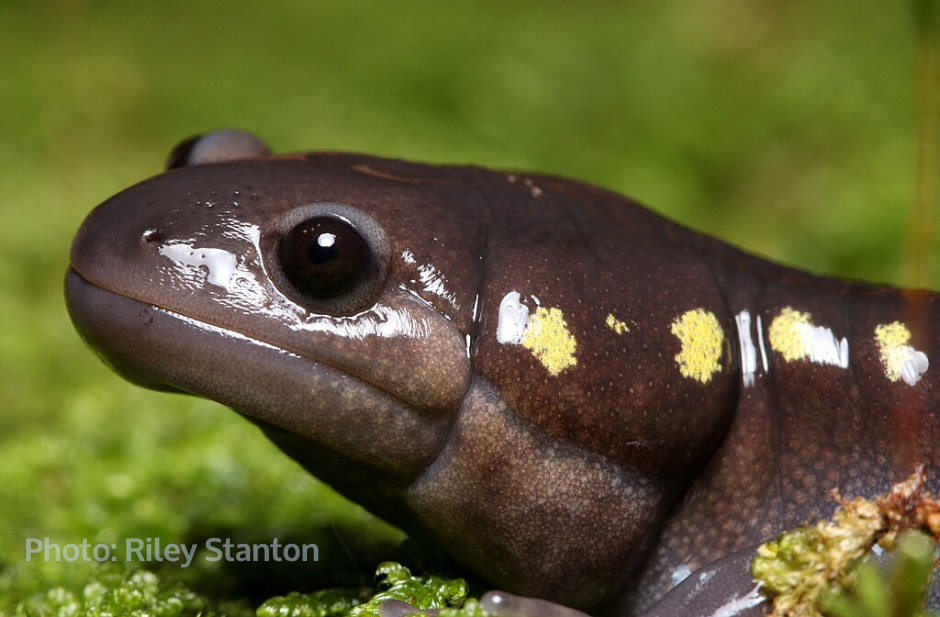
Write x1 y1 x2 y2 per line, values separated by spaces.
306 232 339 266
279 216 378 303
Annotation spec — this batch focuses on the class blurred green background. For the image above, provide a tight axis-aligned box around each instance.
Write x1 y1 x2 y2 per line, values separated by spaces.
1 0 937 614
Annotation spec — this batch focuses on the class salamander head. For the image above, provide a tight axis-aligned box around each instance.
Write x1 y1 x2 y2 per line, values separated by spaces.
66 130 486 487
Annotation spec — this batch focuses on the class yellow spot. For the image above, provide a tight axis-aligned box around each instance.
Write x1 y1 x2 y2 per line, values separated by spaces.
606 314 629 335
875 322 914 382
768 307 813 362
670 308 724 383
522 307 577 375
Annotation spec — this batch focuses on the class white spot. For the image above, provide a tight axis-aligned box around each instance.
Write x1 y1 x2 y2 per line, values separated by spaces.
708 585 765 617
874 321 929 386
507 174 544 197
523 178 543 198
416 263 460 309
784 324 853 368
901 350 930 386
756 314 769 372
806 326 850 368
671 564 692 586
373 306 432 338
400 251 460 310
317 233 335 248
497 291 530 345
735 310 758 387
159 242 241 291
768 307 850 369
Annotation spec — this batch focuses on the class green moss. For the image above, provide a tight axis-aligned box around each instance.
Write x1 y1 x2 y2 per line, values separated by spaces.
256 563 483 617
256 589 365 617
13 563 487 617
15 568 217 617
346 563 469 617
753 468 940 617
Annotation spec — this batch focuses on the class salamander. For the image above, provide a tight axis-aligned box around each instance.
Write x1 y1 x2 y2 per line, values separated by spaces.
64 129 939 617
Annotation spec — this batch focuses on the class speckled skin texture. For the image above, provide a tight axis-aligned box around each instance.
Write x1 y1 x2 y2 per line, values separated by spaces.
66 141 939 617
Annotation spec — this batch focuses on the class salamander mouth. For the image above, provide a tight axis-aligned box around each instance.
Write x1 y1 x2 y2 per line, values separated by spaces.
65 267 386 397
64 267 452 483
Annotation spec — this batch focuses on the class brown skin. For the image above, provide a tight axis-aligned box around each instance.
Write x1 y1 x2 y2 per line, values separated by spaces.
65 132 939 616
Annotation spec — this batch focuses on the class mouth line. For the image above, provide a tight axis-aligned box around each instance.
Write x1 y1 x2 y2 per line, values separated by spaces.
66 265 417 412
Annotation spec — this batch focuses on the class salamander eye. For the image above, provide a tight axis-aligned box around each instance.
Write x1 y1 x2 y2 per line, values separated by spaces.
271 203 389 315
166 129 271 169
281 217 376 299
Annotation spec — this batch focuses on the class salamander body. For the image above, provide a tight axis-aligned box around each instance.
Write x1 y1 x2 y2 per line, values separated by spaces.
65 130 939 616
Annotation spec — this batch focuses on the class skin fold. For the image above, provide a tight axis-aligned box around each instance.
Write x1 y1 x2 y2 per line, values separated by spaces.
65 130 939 616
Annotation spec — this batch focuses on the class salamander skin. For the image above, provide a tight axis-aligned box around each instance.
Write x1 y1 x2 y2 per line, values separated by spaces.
65 130 939 616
